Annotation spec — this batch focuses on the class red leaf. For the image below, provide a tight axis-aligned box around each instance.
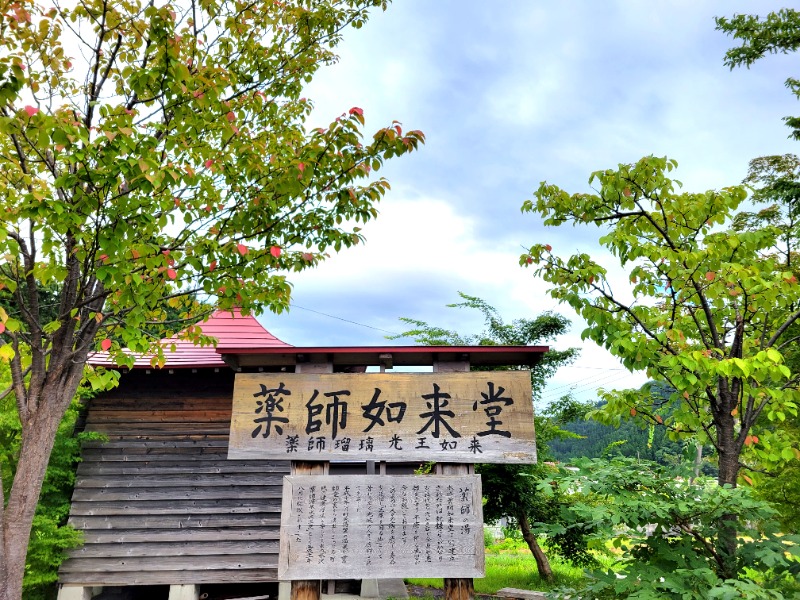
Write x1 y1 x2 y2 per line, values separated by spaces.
623 187 632 197
131 249 140 259
705 272 716 282
349 107 364 116
167 269 177 280
226 111 236 122
237 243 248 256
101 338 112 351
297 162 305 173
0 322 6 335
302 252 313 262
630 408 637 416
24 105 38 117
270 246 281 258
209 260 217 272
205 159 213 168
544 244 552 252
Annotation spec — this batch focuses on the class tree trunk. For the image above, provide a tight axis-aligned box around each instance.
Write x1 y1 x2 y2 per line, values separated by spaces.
0 383 79 600
517 510 553 582
715 396 741 581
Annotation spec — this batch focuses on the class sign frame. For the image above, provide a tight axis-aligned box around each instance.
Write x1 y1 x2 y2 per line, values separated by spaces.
229 372 537 464
278 474 485 580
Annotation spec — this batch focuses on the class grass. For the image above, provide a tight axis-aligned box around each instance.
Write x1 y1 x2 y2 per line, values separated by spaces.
405 536 596 594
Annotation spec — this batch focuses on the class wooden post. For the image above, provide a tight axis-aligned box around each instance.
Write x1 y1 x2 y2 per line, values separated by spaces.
289 461 329 600
290 360 332 600
433 359 475 600
435 462 476 600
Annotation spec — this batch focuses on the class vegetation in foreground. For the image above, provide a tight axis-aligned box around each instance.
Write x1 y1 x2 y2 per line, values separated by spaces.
405 535 597 595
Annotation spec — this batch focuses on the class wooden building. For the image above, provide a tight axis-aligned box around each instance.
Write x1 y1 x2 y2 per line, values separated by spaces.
57 311 546 600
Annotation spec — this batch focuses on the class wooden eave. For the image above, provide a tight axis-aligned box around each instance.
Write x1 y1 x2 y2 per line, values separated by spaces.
219 345 549 369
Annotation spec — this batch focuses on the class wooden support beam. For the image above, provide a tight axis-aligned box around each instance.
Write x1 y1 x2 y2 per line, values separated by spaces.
289 361 332 600
436 462 476 600
289 461 328 600
434 358 475 600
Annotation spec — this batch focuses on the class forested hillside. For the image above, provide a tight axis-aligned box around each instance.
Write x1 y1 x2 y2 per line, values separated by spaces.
547 383 717 476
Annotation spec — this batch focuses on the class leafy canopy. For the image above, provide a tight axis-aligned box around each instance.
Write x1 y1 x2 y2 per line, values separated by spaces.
0 0 424 372
394 292 577 400
717 9 800 140
0 3 423 598
521 156 800 479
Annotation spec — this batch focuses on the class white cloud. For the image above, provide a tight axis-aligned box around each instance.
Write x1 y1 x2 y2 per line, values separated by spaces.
261 0 798 407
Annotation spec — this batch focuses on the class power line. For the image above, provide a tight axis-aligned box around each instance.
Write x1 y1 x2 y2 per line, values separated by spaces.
291 304 405 337
541 370 642 402
542 369 622 396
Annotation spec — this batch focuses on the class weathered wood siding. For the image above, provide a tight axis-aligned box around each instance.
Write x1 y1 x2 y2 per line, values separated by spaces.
59 369 289 586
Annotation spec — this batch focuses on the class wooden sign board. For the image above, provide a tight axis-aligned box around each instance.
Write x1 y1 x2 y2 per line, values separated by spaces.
229 372 536 463
278 474 484 580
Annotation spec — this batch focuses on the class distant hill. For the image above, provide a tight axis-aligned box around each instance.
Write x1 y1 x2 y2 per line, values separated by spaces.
548 382 717 476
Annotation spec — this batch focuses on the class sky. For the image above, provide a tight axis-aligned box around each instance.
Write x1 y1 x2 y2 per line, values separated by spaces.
262 1 799 407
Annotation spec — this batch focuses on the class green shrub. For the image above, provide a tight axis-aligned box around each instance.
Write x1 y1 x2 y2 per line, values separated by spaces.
547 457 800 599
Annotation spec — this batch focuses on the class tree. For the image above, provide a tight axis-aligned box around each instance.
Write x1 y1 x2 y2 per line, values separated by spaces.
0 1 424 598
716 9 800 140
733 155 800 534
717 8 800 540
0 382 96 600
521 155 800 580
393 293 590 582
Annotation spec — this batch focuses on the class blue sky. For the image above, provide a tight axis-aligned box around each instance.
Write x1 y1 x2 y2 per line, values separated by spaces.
263 1 798 405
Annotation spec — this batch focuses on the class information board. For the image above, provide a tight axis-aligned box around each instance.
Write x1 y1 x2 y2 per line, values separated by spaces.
229 372 536 463
278 474 484 580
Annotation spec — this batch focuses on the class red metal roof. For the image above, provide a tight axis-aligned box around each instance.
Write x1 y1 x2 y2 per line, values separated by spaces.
88 309 291 369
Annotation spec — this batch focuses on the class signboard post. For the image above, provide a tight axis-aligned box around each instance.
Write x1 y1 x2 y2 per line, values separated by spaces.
229 368 537 600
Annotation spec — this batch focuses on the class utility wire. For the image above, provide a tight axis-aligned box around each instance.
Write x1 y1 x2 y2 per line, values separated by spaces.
291 304 406 337
541 371 642 402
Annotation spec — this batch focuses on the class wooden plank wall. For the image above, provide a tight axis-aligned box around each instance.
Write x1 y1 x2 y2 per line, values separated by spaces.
59 369 289 586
